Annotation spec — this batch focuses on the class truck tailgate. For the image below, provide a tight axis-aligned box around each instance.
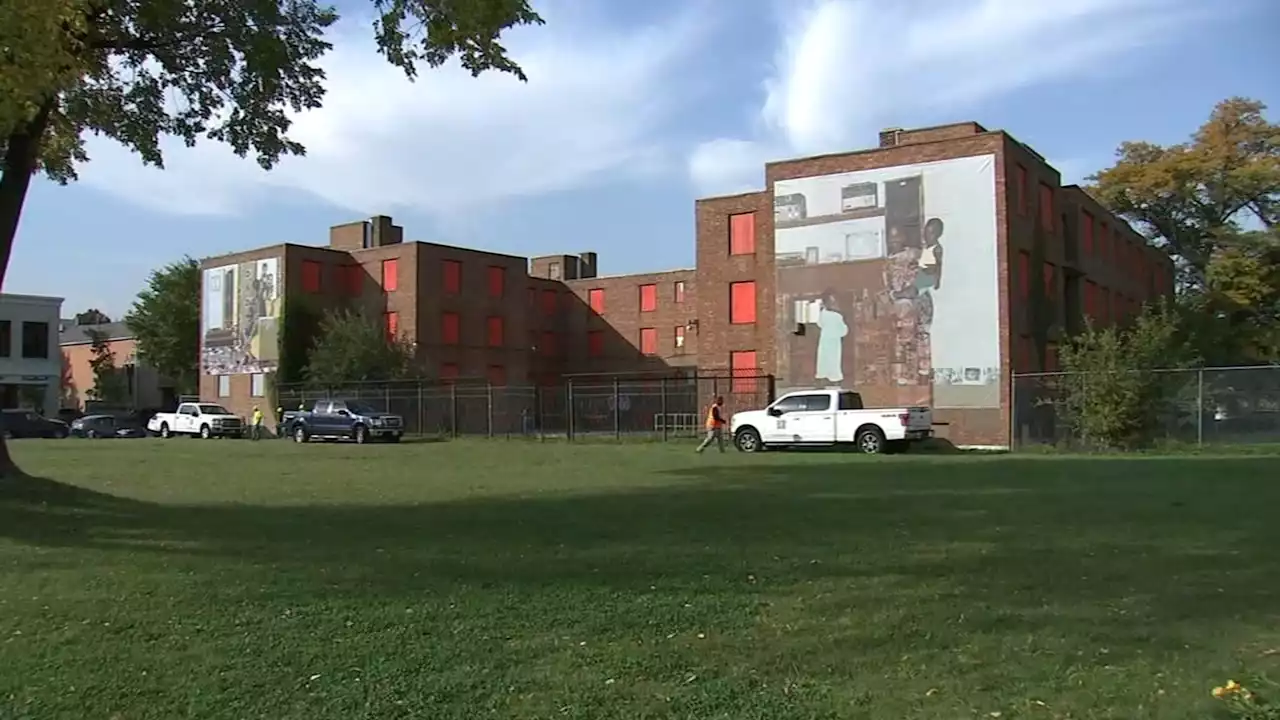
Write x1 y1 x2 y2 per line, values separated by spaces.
904 407 932 432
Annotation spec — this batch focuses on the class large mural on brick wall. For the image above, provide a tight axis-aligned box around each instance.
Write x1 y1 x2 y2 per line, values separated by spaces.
773 154 1000 408
201 258 282 375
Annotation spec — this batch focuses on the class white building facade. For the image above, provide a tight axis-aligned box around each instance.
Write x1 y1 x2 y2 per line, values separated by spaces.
0 293 64 416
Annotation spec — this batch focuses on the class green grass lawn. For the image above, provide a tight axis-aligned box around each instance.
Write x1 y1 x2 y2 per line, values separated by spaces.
2 439 1278 719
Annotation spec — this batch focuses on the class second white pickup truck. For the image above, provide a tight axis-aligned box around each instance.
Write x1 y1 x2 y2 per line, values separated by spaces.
730 388 932 454
148 402 244 439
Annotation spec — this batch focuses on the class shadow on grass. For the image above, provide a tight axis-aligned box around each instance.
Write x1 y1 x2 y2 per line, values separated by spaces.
3 455 1279 655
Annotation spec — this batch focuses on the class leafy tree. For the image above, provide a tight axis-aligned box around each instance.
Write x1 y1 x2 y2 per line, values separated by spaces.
85 328 128 404
74 308 111 325
0 0 540 478
1057 302 1198 450
125 257 200 394
304 308 415 388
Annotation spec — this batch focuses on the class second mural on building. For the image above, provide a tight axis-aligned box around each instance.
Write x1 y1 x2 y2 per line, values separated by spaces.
773 154 1001 408
201 257 282 375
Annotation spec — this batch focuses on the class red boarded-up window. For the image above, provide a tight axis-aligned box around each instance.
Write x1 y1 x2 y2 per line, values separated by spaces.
541 289 557 316
486 316 504 347
487 266 505 298
729 213 756 255
441 312 460 345
674 325 686 351
443 260 461 294
1099 286 1111 324
639 284 657 312
384 311 398 341
730 350 758 393
1081 211 1094 256
487 365 506 386
729 281 756 324
1017 251 1030 300
440 363 459 382
588 288 604 314
1039 183 1054 232
639 328 657 355
1098 222 1109 259
302 260 322 293
541 331 557 357
381 259 398 292
1043 263 1056 299
587 330 604 357
1085 281 1097 319
1015 164 1028 215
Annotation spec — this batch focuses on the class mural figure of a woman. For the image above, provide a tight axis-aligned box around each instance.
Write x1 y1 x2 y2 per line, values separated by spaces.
815 289 848 384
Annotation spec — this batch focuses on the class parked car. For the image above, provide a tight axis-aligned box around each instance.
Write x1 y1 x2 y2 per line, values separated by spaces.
285 399 404 444
1 409 70 439
147 402 244 439
729 388 933 454
70 414 148 439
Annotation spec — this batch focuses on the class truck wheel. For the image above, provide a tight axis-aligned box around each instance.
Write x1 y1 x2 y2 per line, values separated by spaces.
199 424 212 440
353 425 368 444
160 423 171 439
734 427 763 453
293 426 308 444
855 426 885 454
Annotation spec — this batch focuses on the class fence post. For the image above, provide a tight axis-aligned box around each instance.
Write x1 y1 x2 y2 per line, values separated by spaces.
1009 371 1018 452
536 385 544 442
660 377 669 442
450 382 458 439
416 382 424 437
1196 368 1204 447
487 382 494 438
613 378 621 440
567 378 575 442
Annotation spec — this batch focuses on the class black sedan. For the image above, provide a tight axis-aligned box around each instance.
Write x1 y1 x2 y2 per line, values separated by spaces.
69 414 148 439
0 410 70 439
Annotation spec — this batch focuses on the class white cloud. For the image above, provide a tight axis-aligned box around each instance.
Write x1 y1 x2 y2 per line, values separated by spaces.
689 0 1205 196
78 4 709 217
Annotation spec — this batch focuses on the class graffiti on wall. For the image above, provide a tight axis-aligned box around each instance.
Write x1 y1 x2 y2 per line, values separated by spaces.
773 154 1001 408
201 258 282 375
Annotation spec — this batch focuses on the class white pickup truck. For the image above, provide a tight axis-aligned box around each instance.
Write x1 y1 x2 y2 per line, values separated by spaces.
730 388 932 454
148 402 244 439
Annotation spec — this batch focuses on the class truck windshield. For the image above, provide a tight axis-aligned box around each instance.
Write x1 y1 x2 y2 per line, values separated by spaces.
197 404 232 415
345 401 380 415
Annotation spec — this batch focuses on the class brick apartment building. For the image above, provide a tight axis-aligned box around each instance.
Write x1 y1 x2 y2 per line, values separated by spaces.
198 121 1172 447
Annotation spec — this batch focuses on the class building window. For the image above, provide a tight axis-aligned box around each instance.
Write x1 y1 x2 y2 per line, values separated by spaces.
588 288 605 314
217 375 231 398
1015 164 1028 215
729 213 756 255
540 331 557 357
1084 281 1097 320
20 321 49 359
1099 285 1111 324
443 259 461 294
302 260 322 293
384 311 399 341
548 262 561 280
729 281 757 324
487 365 506 386
541 289 557 316
344 264 363 296
440 363 459 382
486 316 504 347
639 284 657 312
674 325 685 351
674 281 686 303
250 373 266 398
0 320 10 357
1038 183 1054 232
1017 251 1031 300
639 327 657 356
442 312 460 345
588 330 604 357
1081 211 1094 256
1043 263 1056 300
381 259 398 292
730 350 758 393
487 266 505 298
1098 222 1109 259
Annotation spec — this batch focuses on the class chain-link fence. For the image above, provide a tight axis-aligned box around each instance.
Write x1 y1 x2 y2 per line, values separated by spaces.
1012 365 1280 449
275 371 775 441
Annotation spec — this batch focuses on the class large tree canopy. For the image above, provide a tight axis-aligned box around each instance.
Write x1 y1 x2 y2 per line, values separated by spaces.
1089 98 1280 363
125 257 200 395
0 0 541 478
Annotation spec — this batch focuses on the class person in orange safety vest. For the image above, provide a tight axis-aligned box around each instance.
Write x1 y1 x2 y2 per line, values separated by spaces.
696 395 727 453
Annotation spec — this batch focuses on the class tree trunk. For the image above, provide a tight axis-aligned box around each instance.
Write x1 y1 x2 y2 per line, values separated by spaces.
0 100 54 480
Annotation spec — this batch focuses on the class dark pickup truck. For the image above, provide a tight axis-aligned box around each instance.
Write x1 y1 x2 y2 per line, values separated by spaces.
284 399 404 444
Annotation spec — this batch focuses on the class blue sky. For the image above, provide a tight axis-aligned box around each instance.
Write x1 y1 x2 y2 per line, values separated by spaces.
6 0 1278 318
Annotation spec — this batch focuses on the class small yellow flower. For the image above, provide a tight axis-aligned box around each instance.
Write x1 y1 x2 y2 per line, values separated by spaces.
1213 686 1227 698
1226 680 1240 691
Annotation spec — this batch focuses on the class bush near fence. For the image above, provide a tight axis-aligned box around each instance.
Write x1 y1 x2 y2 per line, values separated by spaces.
1012 365 1280 450
275 371 774 441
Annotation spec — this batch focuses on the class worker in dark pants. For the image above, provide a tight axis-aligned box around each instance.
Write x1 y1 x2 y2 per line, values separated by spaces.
696 395 727 453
